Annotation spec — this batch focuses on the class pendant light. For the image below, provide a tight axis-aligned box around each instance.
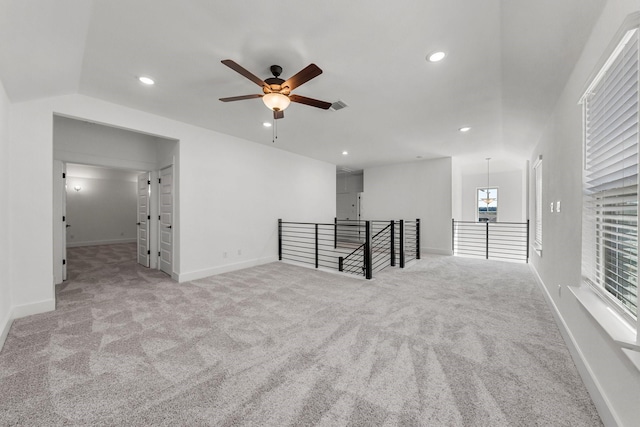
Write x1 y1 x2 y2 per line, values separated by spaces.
481 157 495 206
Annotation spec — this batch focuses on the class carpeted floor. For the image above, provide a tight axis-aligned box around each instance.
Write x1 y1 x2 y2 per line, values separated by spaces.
0 243 602 426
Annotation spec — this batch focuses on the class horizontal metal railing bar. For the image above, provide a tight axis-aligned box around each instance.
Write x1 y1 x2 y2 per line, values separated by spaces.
281 221 335 227
282 224 335 229
489 254 527 261
281 232 318 239
453 220 529 225
488 242 527 248
488 247 527 253
488 249 527 255
342 256 364 267
282 243 316 251
340 260 363 267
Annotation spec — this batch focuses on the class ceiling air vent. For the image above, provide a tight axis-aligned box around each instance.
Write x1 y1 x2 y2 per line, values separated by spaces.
330 100 348 111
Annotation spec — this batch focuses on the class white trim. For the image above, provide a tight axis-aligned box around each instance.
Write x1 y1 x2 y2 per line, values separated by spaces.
529 265 619 427
569 285 640 356
579 28 637 103
423 247 452 256
0 298 56 352
0 312 12 352
176 256 277 282
66 238 136 248
11 298 56 319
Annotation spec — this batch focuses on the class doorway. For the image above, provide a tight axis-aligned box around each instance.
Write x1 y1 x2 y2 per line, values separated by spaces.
52 115 178 285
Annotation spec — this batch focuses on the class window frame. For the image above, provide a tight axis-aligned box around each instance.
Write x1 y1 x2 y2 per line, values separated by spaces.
580 26 639 327
476 187 498 223
533 156 543 255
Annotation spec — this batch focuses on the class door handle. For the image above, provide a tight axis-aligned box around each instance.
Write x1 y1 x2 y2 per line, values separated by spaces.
167 225 172 229
66 224 71 228
136 222 141 225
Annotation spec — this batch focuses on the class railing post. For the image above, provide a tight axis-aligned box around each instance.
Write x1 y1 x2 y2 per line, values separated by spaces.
399 220 405 268
334 217 338 249
526 219 530 263
390 220 396 267
485 221 489 259
315 223 319 269
416 218 421 260
278 219 282 261
452 218 455 254
339 256 344 272
365 221 372 279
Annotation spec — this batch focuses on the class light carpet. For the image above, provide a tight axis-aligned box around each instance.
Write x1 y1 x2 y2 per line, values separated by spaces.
0 243 602 426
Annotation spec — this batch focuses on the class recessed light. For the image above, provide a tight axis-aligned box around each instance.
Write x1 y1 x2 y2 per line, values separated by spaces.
263 122 272 127
459 126 471 132
138 76 155 85
427 51 446 62
342 151 349 156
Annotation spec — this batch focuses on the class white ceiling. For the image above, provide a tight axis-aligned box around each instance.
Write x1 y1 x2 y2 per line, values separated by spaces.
0 0 606 171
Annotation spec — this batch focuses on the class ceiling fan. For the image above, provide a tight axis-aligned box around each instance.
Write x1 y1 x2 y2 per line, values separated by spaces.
219 59 332 120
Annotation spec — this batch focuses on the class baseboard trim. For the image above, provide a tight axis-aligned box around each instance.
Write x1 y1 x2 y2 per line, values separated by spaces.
11 298 56 319
0 298 56 352
67 238 136 248
177 256 278 282
528 265 618 427
422 247 453 256
0 311 12 352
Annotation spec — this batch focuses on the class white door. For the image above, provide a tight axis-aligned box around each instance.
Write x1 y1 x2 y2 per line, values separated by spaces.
62 164 68 281
137 172 151 267
159 166 173 276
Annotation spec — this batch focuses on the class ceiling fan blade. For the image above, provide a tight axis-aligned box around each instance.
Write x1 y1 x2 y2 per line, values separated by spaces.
274 110 284 120
219 94 263 102
289 94 332 110
282 64 323 91
221 59 266 87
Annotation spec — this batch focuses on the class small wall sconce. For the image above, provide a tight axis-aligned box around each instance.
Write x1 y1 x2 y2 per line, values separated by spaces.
73 185 82 192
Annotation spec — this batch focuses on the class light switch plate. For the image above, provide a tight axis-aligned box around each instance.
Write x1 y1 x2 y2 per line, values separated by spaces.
550 202 554 213
556 201 561 212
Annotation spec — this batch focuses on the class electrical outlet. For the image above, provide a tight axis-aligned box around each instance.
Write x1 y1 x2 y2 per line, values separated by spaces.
550 202 554 213
556 201 561 213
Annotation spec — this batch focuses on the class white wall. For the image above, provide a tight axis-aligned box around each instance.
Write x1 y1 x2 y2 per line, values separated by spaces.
65 174 137 247
460 169 525 222
362 158 452 254
0 78 12 348
6 93 335 323
529 2 640 426
54 115 163 171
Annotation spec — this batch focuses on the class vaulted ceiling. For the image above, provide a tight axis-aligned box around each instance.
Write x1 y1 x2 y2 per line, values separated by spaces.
0 0 606 171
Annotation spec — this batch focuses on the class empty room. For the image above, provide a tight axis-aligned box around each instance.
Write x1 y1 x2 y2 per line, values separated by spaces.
1 1 639 426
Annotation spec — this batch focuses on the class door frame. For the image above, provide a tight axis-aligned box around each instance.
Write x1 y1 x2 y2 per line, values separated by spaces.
53 162 163 284
158 165 174 277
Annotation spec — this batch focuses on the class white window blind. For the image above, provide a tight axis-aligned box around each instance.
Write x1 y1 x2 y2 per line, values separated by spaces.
582 28 639 318
534 158 542 249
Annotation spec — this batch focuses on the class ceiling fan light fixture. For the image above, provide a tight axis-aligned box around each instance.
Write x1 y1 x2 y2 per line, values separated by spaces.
262 93 291 112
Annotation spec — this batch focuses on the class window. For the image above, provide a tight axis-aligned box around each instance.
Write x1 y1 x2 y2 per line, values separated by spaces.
477 187 498 222
533 156 543 253
581 28 639 320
